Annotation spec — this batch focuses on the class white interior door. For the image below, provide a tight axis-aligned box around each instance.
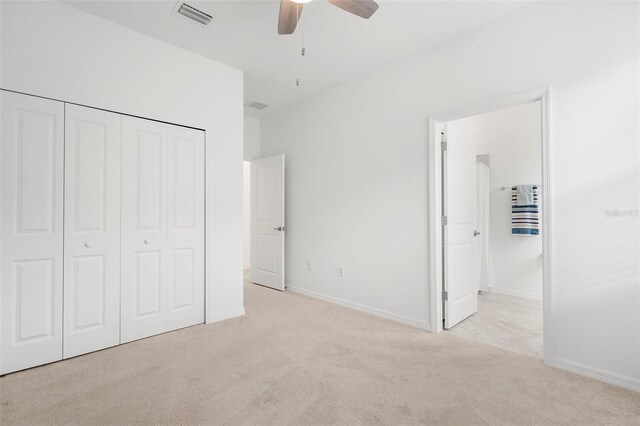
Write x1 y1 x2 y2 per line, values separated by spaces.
443 123 478 329
166 125 204 331
0 91 64 374
121 116 168 343
250 154 285 291
63 104 121 358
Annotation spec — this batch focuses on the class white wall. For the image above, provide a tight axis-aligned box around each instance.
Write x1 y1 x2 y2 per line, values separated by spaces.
244 116 261 161
243 116 260 269
261 1 640 390
1 1 245 322
449 102 543 300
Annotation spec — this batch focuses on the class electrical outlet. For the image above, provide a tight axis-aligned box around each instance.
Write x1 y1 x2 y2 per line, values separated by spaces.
338 266 344 278
307 261 314 272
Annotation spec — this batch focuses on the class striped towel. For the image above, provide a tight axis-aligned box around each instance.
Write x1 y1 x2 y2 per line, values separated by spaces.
512 185 540 236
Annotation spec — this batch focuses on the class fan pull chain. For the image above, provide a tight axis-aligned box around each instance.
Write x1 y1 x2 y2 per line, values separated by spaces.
297 2 305 87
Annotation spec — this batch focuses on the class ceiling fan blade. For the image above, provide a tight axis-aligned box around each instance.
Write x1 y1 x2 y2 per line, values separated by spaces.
278 0 303 35
328 0 379 19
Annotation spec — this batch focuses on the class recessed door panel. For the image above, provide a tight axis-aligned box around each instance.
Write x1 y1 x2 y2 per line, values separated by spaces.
173 138 196 229
137 134 163 230
1 91 64 374
136 251 162 317
71 255 106 330
16 109 57 234
15 259 55 342
75 121 107 231
451 242 474 303
64 104 121 358
255 234 277 273
171 248 195 310
256 166 277 222
166 125 204 331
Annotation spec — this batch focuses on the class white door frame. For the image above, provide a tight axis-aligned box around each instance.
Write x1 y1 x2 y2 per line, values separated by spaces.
427 86 554 365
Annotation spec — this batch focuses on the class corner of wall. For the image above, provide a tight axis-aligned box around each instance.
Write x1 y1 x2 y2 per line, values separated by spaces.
206 307 246 325
547 357 640 393
287 285 432 332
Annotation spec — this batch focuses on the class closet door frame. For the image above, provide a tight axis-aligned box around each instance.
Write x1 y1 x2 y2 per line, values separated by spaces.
1 89 207 374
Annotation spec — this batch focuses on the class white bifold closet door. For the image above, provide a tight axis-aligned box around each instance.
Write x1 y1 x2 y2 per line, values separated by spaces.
165 124 205 331
63 104 122 358
120 116 204 343
0 92 64 374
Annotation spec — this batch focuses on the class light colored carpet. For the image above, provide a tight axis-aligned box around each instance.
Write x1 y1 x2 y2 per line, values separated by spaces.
1 280 639 425
446 291 543 358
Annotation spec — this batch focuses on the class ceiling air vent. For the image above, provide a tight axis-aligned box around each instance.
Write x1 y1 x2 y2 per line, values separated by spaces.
244 101 269 110
178 3 213 25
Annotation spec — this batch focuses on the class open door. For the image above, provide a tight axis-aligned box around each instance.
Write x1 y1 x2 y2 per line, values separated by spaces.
443 124 478 329
250 154 285 291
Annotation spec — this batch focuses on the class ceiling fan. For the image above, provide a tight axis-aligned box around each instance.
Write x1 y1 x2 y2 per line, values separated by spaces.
278 0 379 35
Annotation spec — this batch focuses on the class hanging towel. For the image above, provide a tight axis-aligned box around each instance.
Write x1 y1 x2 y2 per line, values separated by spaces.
516 185 535 206
512 185 540 236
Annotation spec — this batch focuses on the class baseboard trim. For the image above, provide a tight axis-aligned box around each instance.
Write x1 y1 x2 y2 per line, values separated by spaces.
489 287 542 301
550 357 640 393
287 285 431 332
206 307 246 324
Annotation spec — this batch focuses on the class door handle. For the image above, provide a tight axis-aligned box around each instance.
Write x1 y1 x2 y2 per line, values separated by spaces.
273 226 284 232
84 242 93 248
474 230 481 237
144 239 151 244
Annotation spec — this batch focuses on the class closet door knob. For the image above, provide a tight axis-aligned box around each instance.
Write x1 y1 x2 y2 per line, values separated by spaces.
84 242 93 248
473 230 481 237
144 239 151 244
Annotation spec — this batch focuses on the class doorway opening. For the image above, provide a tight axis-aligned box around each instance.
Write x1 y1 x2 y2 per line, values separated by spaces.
427 88 553 364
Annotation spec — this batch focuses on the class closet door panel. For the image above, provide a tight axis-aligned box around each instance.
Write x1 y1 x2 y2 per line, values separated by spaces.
166 126 205 331
63 104 121 358
1 91 64 374
121 116 167 343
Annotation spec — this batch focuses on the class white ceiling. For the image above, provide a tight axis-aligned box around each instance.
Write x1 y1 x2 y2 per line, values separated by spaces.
65 0 531 117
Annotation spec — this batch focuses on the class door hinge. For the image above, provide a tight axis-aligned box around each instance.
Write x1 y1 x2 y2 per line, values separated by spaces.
441 216 448 226
441 141 447 151
442 290 448 301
